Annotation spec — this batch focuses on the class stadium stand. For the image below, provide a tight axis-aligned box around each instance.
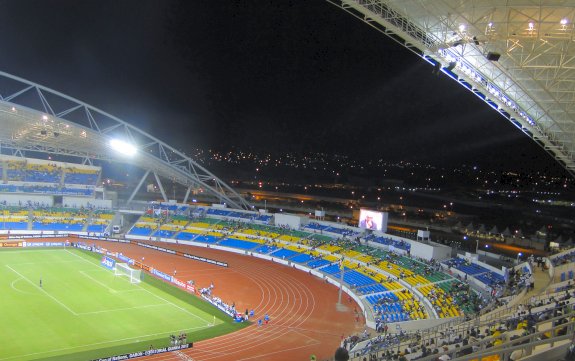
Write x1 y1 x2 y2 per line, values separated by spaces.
31 207 88 231
218 238 259 250
0 206 29 230
114 206 534 346
63 169 99 185
86 210 114 233
0 158 100 197
24 163 62 183
350 279 575 361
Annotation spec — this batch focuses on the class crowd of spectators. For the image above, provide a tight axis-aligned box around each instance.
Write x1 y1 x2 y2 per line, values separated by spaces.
349 278 575 361
551 250 575 266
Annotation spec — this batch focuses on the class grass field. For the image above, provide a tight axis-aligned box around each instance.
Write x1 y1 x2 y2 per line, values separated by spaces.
0 248 247 361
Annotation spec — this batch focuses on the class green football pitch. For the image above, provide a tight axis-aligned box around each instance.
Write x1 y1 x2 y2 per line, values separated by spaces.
0 248 247 361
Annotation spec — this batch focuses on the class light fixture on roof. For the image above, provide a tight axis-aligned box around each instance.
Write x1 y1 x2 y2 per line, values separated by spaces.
561 18 568 26
528 22 535 31
458 24 466 32
109 138 137 156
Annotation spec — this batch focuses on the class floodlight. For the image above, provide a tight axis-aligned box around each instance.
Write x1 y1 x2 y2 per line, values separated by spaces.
109 138 137 156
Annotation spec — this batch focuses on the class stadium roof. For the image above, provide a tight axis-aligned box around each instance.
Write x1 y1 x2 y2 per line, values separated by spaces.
0 71 251 209
329 0 575 177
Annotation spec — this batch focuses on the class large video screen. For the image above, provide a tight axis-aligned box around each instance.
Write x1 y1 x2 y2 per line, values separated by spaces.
358 209 387 232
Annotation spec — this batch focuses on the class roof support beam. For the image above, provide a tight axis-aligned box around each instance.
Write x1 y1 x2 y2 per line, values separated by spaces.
153 171 168 202
183 185 192 204
127 170 150 205
0 71 252 208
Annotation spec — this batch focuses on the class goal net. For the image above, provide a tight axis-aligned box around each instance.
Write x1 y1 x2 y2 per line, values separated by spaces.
114 263 142 284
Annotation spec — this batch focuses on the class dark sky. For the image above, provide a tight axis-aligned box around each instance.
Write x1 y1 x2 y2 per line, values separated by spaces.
0 0 567 174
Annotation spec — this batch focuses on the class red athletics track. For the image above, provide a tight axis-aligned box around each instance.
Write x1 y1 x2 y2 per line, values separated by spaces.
76 239 363 361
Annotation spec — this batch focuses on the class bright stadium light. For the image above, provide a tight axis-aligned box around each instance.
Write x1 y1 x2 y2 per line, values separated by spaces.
109 138 137 156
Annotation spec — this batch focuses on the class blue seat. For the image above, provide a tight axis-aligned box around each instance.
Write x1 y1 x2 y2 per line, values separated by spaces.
218 238 259 250
270 248 299 259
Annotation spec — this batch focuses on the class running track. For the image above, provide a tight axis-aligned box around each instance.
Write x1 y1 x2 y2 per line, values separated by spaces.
87 240 363 361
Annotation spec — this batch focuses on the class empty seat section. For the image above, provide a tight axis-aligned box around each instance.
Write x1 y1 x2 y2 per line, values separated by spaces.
219 238 259 250
270 248 300 259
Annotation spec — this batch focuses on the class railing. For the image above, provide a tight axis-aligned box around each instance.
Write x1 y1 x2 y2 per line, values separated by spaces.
416 315 575 361
351 308 575 361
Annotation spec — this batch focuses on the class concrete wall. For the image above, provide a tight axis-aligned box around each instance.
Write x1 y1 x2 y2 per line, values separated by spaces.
62 197 111 209
273 213 301 229
0 193 53 206
520 343 571 361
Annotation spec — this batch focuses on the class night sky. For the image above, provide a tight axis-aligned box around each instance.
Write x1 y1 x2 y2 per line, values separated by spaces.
0 0 567 174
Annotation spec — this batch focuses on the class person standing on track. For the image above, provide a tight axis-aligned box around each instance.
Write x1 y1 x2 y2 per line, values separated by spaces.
39 278 42 288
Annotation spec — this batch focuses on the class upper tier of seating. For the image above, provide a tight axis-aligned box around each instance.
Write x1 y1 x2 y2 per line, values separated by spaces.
0 184 94 196
1 160 100 186
550 247 575 266
24 164 61 183
442 257 492 276
303 222 360 237
206 208 272 222
365 233 411 251
64 172 98 185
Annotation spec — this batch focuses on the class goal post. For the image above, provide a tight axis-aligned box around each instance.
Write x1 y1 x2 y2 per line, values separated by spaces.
114 263 142 284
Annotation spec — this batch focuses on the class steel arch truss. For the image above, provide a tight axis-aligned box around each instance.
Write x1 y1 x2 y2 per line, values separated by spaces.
0 71 251 209
328 0 575 177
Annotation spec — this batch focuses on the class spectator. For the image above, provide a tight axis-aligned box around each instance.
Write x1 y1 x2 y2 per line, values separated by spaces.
334 347 350 361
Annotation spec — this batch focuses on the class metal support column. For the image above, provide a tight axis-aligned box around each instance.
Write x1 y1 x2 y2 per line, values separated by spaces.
127 170 150 205
183 185 192 204
154 172 168 202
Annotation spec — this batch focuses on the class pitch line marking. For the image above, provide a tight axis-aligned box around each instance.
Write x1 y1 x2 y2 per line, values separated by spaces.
78 270 144 294
0 250 63 255
76 302 171 316
138 287 214 325
64 249 101 266
11 259 89 266
5 264 78 316
66 248 215 325
0 323 212 361
9 277 35 295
